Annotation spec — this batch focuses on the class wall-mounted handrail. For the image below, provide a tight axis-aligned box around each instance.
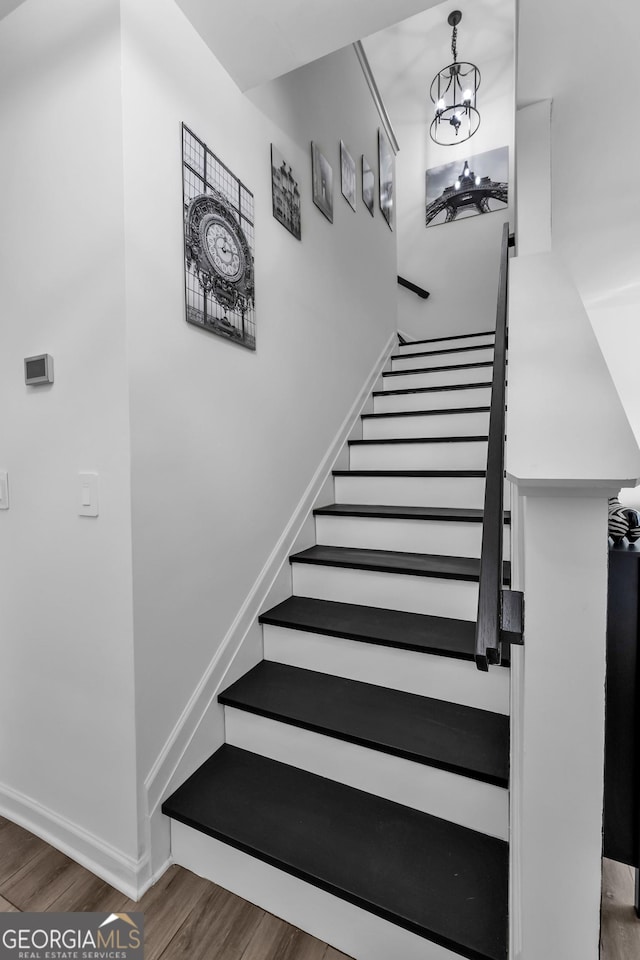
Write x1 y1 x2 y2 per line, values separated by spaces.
475 222 518 670
397 275 430 300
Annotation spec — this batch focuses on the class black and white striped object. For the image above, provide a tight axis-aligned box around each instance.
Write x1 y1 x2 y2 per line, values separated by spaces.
608 497 629 542
624 508 640 543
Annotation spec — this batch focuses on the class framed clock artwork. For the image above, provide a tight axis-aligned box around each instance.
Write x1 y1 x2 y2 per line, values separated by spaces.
182 124 256 350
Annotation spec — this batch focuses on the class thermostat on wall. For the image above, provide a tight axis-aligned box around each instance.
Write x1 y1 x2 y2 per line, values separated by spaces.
24 354 54 385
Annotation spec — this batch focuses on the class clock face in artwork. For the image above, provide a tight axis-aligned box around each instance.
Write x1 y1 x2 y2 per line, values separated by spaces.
202 216 246 283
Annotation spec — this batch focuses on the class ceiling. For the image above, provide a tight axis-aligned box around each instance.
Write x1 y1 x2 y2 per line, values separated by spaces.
362 0 515 131
172 0 445 91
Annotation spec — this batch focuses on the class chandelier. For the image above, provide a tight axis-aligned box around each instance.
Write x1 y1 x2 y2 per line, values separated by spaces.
429 11 481 145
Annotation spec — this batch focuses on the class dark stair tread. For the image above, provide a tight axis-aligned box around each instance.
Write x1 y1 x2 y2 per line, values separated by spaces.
400 330 495 347
219 661 509 787
313 503 510 524
260 596 511 667
373 381 493 398
362 406 491 420
260 596 479 659
290 544 511 585
334 468 486 477
348 435 488 446
393 344 494 361
383 361 494 378
162 746 508 960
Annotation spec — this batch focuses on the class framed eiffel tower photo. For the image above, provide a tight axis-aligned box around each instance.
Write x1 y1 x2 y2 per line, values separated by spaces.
425 145 509 228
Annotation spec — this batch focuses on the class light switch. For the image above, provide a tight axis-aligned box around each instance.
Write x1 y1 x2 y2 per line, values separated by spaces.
78 473 98 517
0 471 8 510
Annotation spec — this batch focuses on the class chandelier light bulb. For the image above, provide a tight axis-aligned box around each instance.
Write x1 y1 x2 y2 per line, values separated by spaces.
462 88 472 104
436 98 445 115
455 180 461 190
475 175 481 185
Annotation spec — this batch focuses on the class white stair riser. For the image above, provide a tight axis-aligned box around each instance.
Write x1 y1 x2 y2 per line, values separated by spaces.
335 474 486 508
263 625 510 715
391 347 494 372
363 409 490 440
374 386 491 414
397 334 494 355
335 474 511 510
383 366 492 391
292 562 479 621
171 821 461 960
350 440 487 471
315 514 511 559
225 708 509 840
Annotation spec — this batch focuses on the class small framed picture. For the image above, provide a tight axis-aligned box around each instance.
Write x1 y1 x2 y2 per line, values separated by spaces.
340 140 356 211
311 142 333 223
271 144 301 240
378 129 394 231
362 155 374 217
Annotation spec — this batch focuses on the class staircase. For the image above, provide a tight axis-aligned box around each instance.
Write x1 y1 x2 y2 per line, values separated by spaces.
163 328 510 960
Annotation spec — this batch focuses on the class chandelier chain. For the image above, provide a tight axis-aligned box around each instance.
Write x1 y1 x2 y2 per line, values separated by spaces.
451 24 458 62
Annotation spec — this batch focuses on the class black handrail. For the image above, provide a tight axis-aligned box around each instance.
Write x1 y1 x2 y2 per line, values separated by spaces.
397 275 430 300
475 222 514 671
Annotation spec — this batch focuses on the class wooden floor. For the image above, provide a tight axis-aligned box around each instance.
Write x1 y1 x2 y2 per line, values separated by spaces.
0 817 350 960
1 817 639 959
601 858 640 960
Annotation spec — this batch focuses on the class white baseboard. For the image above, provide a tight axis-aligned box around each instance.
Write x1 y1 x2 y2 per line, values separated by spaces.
0 779 155 900
144 331 398 861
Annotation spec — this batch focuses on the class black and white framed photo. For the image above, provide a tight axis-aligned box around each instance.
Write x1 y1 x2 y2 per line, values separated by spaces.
340 140 356 211
425 146 509 228
378 129 394 231
271 144 301 240
182 124 256 350
362 155 374 217
311 141 333 223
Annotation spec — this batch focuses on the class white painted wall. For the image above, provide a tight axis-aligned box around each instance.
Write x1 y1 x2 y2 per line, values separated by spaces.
0 0 397 886
0 0 26 20
515 100 551 256
364 0 515 340
0 0 139 868
119 0 397 793
507 254 640 488
517 0 640 502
